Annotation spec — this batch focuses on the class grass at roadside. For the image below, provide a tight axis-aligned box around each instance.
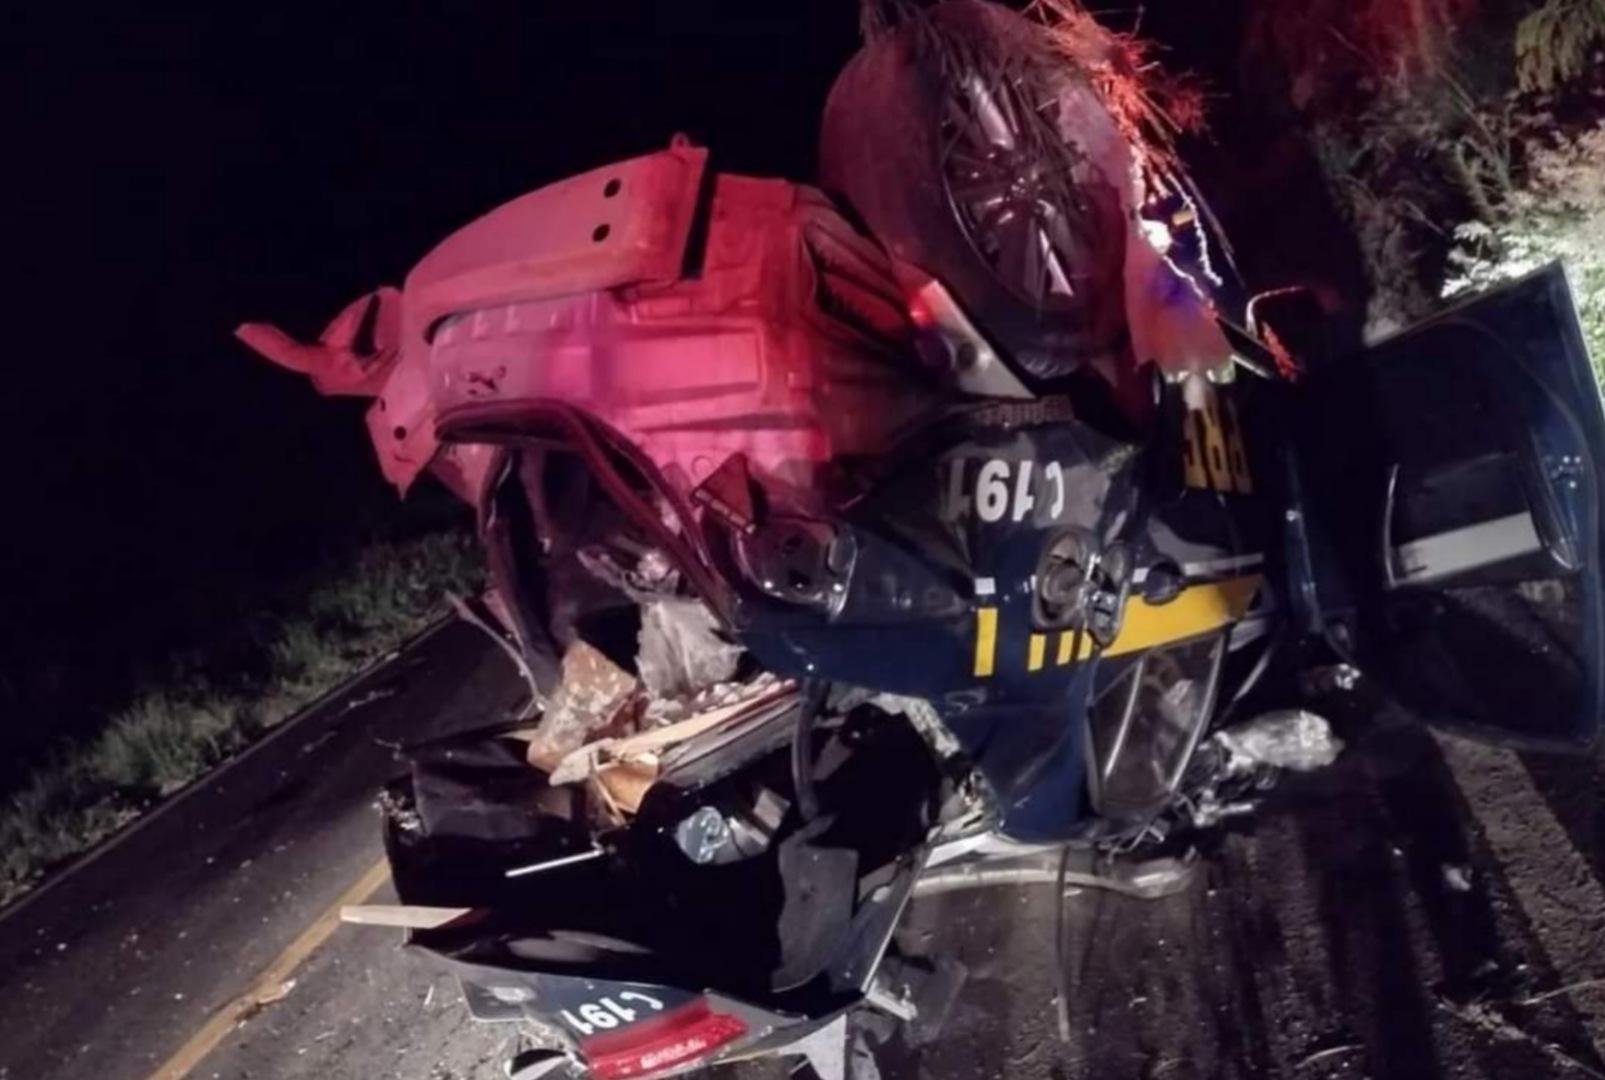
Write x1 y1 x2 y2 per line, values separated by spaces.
0 531 483 908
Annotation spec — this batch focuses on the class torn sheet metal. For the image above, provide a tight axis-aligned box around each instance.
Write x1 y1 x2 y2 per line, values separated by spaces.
238 142 931 507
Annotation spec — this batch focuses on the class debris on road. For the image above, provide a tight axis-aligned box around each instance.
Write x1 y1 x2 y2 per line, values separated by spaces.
235 979 297 1025
341 686 402 715
1215 710 1343 772
1294 1042 1363 1069
1517 978 1605 1008
1438 996 1605 1080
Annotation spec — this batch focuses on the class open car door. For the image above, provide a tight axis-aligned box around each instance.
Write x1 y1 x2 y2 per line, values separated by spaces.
1298 263 1605 751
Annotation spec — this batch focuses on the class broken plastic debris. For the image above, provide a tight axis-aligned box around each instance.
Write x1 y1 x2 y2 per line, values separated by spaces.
577 545 679 600
1301 663 1361 694
637 597 741 700
506 1049 576 1080
592 759 658 817
645 669 778 726
1214 710 1343 772
523 642 639 771
548 679 796 789
674 806 732 865
251 979 296 1008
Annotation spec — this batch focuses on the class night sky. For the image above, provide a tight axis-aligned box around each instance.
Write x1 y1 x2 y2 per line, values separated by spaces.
1 2 868 751
0 1 1356 758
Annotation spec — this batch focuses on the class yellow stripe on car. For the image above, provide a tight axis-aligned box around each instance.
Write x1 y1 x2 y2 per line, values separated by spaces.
973 607 999 677
1102 575 1261 657
974 575 1263 676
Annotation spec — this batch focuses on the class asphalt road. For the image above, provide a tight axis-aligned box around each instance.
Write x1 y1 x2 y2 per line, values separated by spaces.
0 622 525 1080
880 729 1605 1080
0 621 1601 1080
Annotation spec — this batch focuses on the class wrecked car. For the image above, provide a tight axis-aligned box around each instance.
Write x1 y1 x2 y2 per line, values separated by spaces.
240 2 1605 1077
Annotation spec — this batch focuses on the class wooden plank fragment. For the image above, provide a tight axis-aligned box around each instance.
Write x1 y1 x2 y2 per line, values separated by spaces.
339 904 477 929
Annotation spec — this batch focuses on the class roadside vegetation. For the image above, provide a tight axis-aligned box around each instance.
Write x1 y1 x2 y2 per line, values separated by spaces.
1245 0 1604 369
0 532 482 907
1444 96 1605 376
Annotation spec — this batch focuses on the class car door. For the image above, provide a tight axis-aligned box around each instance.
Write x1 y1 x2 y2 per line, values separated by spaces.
1296 263 1605 751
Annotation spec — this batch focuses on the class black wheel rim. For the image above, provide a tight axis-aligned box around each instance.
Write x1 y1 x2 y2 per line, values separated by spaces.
939 72 1123 317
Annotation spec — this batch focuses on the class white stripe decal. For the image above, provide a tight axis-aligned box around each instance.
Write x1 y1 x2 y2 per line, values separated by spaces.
1393 512 1541 586
1181 553 1267 579
1133 553 1266 586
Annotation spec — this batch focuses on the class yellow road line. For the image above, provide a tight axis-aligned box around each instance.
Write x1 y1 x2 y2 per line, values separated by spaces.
973 608 998 677
147 857 391 1080
1026 633 1046 672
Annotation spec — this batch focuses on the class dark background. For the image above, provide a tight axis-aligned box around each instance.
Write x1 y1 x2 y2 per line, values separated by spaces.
0 0 1357 776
